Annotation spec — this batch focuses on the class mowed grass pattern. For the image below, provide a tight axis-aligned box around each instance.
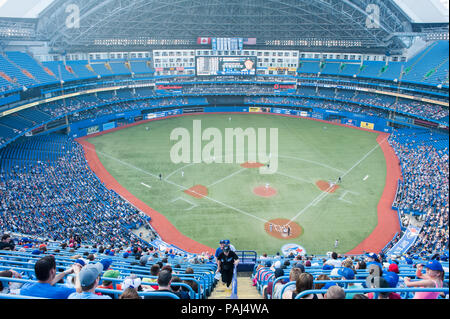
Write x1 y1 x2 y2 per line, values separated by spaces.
87 114 386 255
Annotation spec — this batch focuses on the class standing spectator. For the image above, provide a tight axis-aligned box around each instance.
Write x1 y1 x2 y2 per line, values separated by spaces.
215 240 225 259
223 239 236 252
20 256 81 299
216 245 239 293
68 263 111 299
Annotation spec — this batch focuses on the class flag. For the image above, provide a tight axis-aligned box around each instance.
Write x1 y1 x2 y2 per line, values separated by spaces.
243 38 257 45
197 37 211 45
230 265 238 299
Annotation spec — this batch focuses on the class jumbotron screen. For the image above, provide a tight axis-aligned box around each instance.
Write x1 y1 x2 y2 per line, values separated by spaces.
196 56 257 76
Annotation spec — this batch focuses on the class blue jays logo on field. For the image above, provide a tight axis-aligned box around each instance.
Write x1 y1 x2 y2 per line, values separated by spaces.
282 244 306 257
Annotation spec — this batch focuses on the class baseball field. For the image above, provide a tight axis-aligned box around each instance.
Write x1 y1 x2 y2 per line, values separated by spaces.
82 113 395 255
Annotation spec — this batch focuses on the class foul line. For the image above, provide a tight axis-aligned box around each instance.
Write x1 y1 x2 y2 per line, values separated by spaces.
207 167 247 188
286 136 389 226
87 145 269 224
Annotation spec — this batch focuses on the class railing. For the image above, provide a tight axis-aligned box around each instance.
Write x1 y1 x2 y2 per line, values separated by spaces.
294 288 449 299
276 280 449 299
0 277 190 299
235 250 257 269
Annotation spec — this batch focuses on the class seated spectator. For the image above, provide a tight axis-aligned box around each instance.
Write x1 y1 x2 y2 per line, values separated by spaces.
68 263 111 299
324 285 345 299
365 253 383 269
404 260 445 299
20 255 81 299
314 274 331 290
279 267 303 299
120 287 141 299
325 252 341 268
291 273 321 299
337 267 363 299
353 294 369 299
97 269 122 298
121 274 143 297
366 276 401 299
171 276 190 299
355 259 367 271
144 270 177 299
0 269 22 294
264 268 284 299
0 234 15 251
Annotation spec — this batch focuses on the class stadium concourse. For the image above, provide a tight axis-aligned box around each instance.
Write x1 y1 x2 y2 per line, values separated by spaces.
0 0 449 302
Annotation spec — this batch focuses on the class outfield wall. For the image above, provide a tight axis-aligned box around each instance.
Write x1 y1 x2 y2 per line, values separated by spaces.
68 105 393 139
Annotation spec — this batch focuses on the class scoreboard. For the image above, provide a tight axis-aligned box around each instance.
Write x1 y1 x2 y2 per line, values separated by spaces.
196 56 257 76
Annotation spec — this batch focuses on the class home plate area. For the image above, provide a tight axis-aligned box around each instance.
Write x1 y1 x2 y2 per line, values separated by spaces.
264 219 303 239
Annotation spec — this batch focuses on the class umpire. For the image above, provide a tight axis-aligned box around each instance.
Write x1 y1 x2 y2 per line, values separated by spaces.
216 245 239 290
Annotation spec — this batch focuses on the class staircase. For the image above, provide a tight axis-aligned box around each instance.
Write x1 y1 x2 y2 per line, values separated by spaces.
209 272 262 299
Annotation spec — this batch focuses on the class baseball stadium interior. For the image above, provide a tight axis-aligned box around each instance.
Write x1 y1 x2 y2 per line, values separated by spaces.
0 0 449 303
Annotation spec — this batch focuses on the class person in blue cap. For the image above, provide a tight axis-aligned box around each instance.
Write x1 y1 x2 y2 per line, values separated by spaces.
216 245 239 293
337 267 363 299
365 252 383 270
223 239 236 252
215 240 225 259
404 260 445 299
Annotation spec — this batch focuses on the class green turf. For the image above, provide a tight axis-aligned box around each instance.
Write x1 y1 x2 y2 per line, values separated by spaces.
87 114 386 255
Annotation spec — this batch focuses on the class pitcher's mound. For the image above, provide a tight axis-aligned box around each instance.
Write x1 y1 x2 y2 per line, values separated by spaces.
316 180 340 193
184 185 208 198
265 219 303 239
241 162 265 168
253 185 277 197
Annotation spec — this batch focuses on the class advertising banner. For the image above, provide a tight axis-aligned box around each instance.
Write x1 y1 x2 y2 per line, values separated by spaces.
343 118 357 127
249 107 262 113
388 225 422 256
360 121 375 130
86 125 100 135
102 122 116 131
281 243 307 257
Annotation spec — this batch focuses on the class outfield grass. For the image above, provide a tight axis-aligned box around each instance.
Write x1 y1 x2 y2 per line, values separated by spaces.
87 114 387 255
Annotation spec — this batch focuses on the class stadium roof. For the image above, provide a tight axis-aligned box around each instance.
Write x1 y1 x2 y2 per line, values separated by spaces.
393 0 449 23
0 0 55 18
1 0 448 52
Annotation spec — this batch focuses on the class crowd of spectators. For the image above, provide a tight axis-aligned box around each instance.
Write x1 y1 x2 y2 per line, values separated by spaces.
0 135 151 248
389 129 449 256
245 96 388 118
0 234 216 299
254 251 448 299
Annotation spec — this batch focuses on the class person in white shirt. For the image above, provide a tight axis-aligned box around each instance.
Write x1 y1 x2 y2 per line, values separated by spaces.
325 252 342 268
